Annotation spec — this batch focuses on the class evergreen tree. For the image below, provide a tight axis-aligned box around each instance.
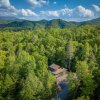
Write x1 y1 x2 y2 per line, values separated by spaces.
66 41 74 70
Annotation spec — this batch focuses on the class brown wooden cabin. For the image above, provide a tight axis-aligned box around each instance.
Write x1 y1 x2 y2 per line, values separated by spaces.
48 64 67 84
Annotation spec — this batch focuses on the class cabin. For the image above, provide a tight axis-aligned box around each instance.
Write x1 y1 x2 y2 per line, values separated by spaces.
48 64 67 84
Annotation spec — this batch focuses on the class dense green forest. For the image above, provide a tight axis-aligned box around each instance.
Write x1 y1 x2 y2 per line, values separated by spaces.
0 25 100 100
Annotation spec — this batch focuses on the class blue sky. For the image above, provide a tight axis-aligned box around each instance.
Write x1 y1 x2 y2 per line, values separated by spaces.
0 0 100 21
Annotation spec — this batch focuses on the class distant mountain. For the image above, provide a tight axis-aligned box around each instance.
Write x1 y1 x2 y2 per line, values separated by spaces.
80 17 100 26
0 17 100 28
46 19 80 28
0 16 18 20
0 16 23 24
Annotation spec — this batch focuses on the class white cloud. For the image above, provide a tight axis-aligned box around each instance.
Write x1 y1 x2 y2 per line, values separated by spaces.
92 4 100 12
28 0 47 7
41 7 73 17
0 0 10 7
0 0 38 17
0 0 15 10
0 0 12 8
40 5 95 21
60 8 73 16
0 0 98 21
48 11 59 17
41 11 59 17
77 5 94 17
19 9 38 16
40 5 95 18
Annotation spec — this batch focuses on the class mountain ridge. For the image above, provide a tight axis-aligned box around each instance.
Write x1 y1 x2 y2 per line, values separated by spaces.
0 17 100 29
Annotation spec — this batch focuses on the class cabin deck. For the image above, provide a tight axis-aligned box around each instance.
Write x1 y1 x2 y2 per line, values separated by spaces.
48 64 67 84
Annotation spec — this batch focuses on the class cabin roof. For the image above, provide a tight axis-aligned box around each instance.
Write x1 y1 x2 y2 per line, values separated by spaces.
52 68 66 75
49 64 60 70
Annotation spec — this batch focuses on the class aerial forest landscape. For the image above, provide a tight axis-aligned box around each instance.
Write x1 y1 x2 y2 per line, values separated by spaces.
0 0 100 100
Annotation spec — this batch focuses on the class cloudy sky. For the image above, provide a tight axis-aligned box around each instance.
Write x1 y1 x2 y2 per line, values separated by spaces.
0 0 100 21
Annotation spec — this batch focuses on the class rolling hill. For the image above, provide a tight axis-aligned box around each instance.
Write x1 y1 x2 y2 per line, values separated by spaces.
0 17 100 29
0 16 24 24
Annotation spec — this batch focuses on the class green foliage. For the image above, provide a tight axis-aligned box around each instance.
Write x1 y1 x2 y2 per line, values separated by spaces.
0 25 99 100
76 61 94 96
68 72 80 91
76 96 90 100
